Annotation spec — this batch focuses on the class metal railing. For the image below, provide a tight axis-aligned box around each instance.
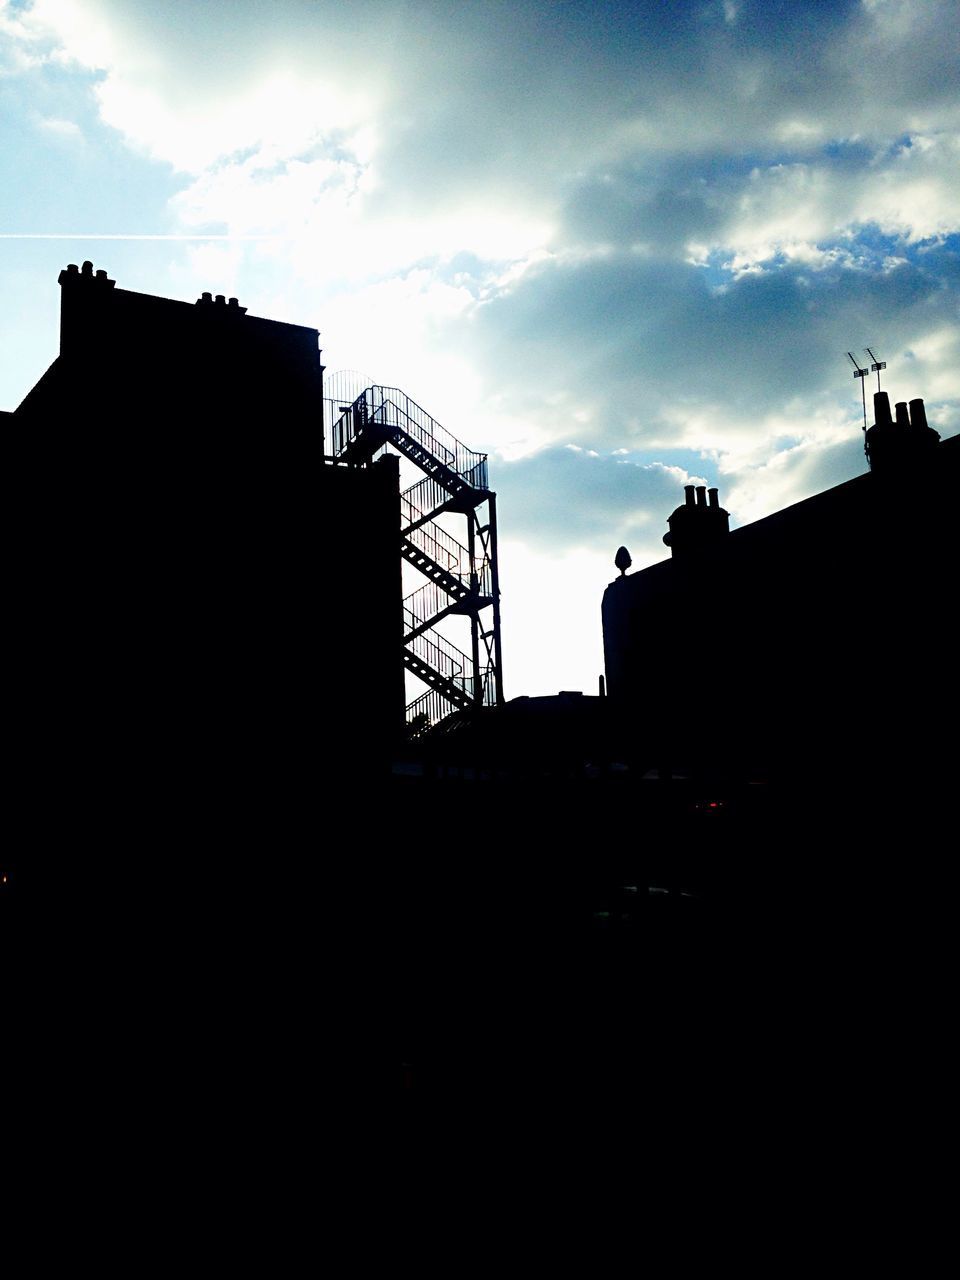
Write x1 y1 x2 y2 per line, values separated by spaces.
375 387 485 481
404 580 464 637
328 378 502 727
401 474 456 531
403 566 491 635
332 385 488 489
402 609 470 686
374 395 455 466
405 688 458 739
403 519 466 575
404 670 496 737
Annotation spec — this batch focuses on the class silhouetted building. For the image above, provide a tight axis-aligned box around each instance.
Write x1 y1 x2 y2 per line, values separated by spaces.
4 263 404 854
17 261 323 428
603 391 958 803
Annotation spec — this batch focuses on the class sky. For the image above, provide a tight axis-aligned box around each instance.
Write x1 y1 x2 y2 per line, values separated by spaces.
2 0 958 702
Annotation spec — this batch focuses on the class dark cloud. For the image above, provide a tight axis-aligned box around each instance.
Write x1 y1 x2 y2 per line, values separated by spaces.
495 445 696 557
369 0 960 219
457 235 960 448
560 162 730 253
59 0 956 218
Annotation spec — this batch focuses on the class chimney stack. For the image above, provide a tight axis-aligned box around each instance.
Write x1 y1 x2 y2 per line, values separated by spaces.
196 290 246 314
663 483 730 557
865 392 941 472
56 260 116 356
57 260 114 289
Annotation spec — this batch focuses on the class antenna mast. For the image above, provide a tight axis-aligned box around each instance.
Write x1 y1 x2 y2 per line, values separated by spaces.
865 347 886 394
847 351 869 435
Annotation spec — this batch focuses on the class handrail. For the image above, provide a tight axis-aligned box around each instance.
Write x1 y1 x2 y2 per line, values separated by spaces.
331 385 489 490
404 580 464 635
403 609 470 683
403 518 466 575
373 395 456 468
405 688 464 738
328 379 501 723
372 386 486 481
403 564 492 637
401 475 457 532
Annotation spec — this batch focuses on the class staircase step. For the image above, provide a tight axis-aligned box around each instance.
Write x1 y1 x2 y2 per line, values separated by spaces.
402 650 473 709
399 539 473 601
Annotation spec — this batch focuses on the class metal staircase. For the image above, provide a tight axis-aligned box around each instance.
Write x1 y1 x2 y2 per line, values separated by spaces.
328 385 503 738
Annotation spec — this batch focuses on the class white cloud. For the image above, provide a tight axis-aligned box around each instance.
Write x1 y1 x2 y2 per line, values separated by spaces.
719 423 866 528
25 0 119 68
688 134 960 273
37 115 81 139
95 69 376 176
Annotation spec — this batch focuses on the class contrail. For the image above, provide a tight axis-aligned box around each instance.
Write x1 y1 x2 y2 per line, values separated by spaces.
0 233 274 240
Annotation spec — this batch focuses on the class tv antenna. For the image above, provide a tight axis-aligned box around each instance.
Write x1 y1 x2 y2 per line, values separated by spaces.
847 351 869 433
865 347 886 393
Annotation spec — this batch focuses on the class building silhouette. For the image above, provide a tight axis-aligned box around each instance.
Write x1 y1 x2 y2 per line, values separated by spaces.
3 262 404 859
2 264 504 875
5 265 955 1096
3 262 509 1094
603 389 958 824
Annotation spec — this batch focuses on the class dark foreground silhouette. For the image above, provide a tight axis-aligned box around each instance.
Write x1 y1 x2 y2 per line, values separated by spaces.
4 269 955 1107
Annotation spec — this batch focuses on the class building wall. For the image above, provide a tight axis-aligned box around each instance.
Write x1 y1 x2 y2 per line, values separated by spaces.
319 457 405 774
5 264 403 861
603 435 959 787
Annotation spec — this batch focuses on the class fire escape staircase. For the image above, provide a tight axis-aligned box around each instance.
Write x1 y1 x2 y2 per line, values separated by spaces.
330 386 503 738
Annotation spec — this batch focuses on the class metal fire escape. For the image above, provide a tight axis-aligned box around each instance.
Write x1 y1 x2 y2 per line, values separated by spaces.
328 385 504 739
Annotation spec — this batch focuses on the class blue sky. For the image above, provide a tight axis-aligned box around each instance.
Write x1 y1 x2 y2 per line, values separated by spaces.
2 0 958 699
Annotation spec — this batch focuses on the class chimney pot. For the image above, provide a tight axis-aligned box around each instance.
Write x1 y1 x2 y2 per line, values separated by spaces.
708 487 719 509
683 485 695 506
215 294 226 305
895 401 909 428
81 261 93 276
228 297 239 307
695 485 706 507
874 391 892 428
909 398 929 432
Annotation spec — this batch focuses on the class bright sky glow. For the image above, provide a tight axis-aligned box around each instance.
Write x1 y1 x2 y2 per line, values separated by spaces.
2 0 958 699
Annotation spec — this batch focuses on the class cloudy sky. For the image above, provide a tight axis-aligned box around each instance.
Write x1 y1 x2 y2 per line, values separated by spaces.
2 0 958 700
